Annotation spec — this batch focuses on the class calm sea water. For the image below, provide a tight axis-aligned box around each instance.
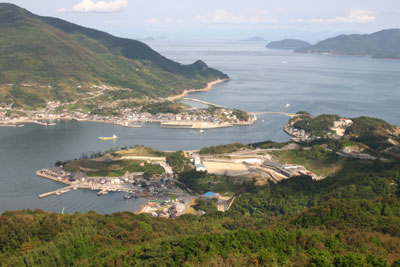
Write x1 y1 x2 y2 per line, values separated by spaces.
0 41 399 213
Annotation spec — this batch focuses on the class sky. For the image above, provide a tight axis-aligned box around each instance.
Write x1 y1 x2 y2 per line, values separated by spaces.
1 0 400 41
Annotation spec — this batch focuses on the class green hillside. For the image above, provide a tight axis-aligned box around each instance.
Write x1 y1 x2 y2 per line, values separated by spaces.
0 4 228 108
1 158 400 266
295 29 400 59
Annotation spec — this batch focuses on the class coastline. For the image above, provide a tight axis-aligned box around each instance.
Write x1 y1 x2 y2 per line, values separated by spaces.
135 200 150 214
0 78 259 130
167 78 229 102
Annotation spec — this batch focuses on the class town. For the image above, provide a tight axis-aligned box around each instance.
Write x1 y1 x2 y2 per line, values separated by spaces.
0 84 256 129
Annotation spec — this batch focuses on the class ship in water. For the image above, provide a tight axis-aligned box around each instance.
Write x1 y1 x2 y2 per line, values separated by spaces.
98 134 118 140
190 129 205 134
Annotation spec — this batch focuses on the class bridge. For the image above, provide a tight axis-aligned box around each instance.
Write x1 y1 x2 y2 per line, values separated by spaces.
249 111 299 118
182 98 227 108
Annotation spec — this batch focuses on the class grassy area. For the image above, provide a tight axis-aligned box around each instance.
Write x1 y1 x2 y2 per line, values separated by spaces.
199 143 250 155
184 198 198 215
64 158 164 177
271 147 348 177
115 146 166 158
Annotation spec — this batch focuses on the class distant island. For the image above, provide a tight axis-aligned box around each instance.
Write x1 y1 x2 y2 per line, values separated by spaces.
243 36 265 41
0 4 228 110
266 39 311 50
295 29 400 59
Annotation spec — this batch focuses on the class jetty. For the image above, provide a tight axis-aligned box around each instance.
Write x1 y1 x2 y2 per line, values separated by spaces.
39 186 74 198
182 98 227 108
249 111 299 118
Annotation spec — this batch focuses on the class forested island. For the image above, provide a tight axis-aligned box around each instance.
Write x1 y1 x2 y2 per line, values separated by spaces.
295 29 400 59
2 113 400 266
266 39 311 50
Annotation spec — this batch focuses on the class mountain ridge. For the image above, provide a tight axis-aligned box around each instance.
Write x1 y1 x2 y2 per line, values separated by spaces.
0 3 228 107
295 29 400 59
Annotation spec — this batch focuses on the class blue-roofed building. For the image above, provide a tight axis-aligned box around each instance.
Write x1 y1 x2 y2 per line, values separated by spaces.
202 191 220 199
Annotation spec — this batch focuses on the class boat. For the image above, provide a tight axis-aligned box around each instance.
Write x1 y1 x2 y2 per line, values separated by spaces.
97 190 109 196
123 192 139 199
190 129 205 134
98 134 118 140
285 103 290 108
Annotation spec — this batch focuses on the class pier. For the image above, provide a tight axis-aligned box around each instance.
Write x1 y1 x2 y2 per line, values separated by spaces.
39 186 74 198
182 98 227 108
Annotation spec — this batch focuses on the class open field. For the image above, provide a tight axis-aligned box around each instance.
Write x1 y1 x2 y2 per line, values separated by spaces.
203 161 250 176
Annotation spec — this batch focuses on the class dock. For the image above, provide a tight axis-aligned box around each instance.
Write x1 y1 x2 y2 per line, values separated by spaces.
39 186 74 198
36 170 71 185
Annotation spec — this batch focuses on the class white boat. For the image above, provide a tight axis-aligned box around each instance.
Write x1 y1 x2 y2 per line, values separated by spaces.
190 129 205 134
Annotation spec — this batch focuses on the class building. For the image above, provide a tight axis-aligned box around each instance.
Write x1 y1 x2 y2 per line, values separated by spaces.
202 192 220 199
195 163 206 172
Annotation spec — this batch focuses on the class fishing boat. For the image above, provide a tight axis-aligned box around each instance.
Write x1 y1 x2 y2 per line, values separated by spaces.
124 192 139 199
97 190 109 196
190 129 205 134
98 134 118 140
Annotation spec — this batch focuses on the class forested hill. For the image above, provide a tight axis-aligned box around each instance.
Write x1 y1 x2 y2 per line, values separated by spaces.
295 29 400 59
266 39 311 50
0 3 228 104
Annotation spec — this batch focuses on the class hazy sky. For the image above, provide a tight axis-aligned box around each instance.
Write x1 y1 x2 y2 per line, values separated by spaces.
2 0 400 41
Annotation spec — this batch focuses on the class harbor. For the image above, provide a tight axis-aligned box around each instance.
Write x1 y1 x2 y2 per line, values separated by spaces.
35 168 186 200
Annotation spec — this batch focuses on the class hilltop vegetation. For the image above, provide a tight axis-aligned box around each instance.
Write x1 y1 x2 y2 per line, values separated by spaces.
295 29 400 59
290 113 399 155
346 116 395 137
0 4 228 108
293 114 340 136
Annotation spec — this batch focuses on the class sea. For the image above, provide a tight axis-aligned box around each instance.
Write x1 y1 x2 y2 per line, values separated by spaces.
0 41 399 214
